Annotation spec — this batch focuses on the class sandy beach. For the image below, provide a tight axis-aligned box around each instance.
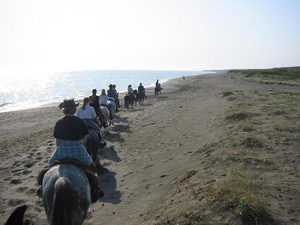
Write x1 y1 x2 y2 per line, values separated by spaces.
1 72 299 225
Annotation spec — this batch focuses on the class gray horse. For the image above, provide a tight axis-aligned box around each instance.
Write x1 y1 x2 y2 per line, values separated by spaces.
101 98 116 126
42 165 91 225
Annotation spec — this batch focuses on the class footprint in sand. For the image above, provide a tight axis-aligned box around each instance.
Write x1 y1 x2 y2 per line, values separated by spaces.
8 199 26 207
123 172 134 177
24 161 35 168
27 188 37 196
10 179 22 185
143 164 153 169
13 161 21 166
16 186 29 192
22 170 31 175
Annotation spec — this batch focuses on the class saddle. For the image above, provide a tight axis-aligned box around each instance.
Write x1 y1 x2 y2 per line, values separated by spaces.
37 159 104 203
108 97 115 102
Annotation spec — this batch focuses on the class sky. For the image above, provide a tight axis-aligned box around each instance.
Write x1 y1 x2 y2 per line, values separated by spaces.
0 0 300 73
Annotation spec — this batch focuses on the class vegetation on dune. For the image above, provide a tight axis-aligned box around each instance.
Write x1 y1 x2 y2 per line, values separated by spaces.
229 67 300 85
151 87 300 224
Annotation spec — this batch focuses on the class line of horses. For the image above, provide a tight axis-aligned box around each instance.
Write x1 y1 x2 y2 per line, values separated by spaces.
5 87 163 225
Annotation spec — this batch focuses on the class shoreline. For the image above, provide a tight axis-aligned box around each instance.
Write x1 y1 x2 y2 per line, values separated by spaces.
0 71 216 114
0 72 215 114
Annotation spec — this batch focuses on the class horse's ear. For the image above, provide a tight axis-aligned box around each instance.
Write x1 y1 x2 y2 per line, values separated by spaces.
5 205 27 225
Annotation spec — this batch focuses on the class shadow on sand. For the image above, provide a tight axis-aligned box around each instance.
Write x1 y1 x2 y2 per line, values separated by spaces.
98 166 121 205
100 146 121 162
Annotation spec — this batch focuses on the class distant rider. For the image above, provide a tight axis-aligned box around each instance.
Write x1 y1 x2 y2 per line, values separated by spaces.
138 83 147 98
99 89 112 119
89 89 107 128
112 84 121 110
107 84 119 112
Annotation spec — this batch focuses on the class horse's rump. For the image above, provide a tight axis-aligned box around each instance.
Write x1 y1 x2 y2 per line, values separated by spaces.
42 164 91 225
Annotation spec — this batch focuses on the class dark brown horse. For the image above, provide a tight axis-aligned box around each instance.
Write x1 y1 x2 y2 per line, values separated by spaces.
124 94 135 109
154 86 162 96
133 90 145 105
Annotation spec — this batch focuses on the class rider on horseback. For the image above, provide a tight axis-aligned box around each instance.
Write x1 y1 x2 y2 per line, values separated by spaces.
48 99 93 166
138 83 147 98
76 97 107 148
107 84 120 112
128 84 135 98
112 84 121 110
89 89 107 128
99 89 112 119
38 99 104 202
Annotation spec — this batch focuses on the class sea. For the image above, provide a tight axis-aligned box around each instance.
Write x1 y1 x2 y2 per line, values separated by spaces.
0 70 212 113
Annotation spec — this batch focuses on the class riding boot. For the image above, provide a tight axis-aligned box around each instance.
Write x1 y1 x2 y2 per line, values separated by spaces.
91 184 104 203
96 131 107 148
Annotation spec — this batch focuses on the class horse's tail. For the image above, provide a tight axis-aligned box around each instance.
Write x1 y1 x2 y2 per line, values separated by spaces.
51 177 74 225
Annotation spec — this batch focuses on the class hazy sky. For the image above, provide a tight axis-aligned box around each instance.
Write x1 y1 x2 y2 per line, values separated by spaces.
0 0 299 72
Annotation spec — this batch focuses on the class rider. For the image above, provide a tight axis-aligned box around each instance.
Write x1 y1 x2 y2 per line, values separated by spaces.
39 99 104 202
107 84 116 100
89 89 107 128
156 80 159 89
76 97 106 148
99 89 112 119
107 84 119 112
128 84 134 97
138 83 147 98
49 99 93 166
112 84 121 110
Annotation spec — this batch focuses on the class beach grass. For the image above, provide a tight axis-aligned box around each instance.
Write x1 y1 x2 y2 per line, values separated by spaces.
158 77 300 224
229 67 300 86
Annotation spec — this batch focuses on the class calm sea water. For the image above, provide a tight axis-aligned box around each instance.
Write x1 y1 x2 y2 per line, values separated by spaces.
0 70 210 113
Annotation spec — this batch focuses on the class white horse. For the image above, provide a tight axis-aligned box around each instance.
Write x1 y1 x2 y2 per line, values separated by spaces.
100 105 110 126
42 165 91 225
101 98 116 126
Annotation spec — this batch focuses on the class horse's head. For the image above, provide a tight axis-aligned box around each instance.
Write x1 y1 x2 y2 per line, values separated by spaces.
133 90 138 95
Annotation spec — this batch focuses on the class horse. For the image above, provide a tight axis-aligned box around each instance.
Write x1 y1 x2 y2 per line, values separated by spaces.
133 90 145 105
124 94 135 109
85 129 100 163
5 205 27 225
107 98 116 125
100 105 110 127
42 164 91 225
154 86 162 96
